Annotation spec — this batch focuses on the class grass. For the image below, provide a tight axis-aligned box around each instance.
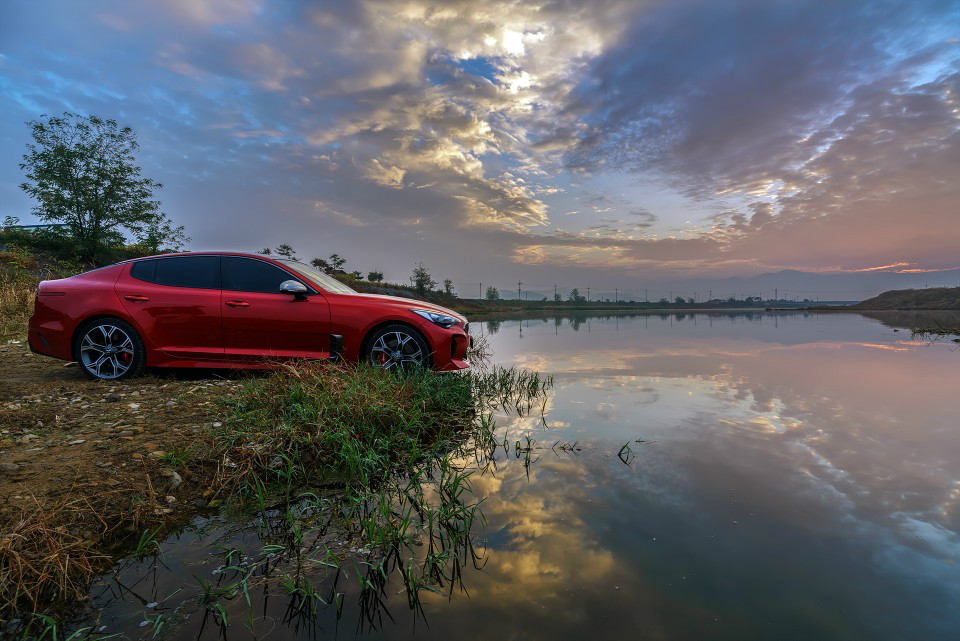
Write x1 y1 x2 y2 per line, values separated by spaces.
1 358 552 637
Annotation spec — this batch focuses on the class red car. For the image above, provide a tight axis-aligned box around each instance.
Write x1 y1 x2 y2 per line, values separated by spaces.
28 252 470 380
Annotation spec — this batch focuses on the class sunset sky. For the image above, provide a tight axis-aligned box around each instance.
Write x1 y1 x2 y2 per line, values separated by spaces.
1 0 958 299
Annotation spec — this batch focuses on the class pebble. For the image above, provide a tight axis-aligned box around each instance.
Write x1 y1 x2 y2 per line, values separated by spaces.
160 469 183 489
165 495 176 505
19 434 39 444
105 393 121 403
128 403 141 411
147 451 167 460
131 453 143 461
68 439 86 445
0 463 21 473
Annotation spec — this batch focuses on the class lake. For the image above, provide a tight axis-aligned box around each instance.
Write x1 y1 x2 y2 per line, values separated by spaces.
87 311 960 640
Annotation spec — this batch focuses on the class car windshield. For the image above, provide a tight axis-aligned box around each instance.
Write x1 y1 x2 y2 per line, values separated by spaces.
278 260 357 294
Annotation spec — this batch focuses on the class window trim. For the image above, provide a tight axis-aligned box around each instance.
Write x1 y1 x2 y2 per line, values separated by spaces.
220 256 317 295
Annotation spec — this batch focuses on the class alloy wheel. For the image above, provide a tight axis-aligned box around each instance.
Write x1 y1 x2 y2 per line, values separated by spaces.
79 323 136 380
369 330 425 371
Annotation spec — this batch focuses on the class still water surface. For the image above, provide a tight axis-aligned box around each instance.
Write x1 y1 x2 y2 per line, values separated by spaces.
92 312 960 640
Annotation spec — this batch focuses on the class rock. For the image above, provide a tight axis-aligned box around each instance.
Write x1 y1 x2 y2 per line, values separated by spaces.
165 495 176 505
147 451 166 460
193 499 207 508
128 403 141 411
207 499 221 508
160 469 182 489
105 393 121 403
212 421 222 428
131 453 143 461
18 434 39 444
68 439 86 446
0 462 21 473
116 430 134 437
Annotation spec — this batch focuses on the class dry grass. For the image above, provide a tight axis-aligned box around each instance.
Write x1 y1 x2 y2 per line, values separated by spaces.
0 466 173 623
0 277 35 340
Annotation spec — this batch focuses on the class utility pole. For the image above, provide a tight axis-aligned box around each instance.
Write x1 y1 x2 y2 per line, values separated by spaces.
709 289 712 301
645 289 648 303
518 281 522 300
775 288 778 302
587 287 591 301
615 288 618 303
479 282 481 300
554 284 557 300
694 291 697 303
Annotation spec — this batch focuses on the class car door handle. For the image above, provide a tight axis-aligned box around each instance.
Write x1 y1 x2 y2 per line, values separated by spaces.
225 300 250 308
124 295 150 302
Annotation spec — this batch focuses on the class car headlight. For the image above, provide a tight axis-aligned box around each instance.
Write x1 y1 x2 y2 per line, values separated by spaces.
411 309 459 328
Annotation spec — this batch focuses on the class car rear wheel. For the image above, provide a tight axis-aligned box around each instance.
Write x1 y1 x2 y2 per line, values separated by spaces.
365 325 430 371
74 318 146 380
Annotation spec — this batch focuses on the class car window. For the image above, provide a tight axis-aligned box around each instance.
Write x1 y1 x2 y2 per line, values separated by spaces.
222 257 305 293
278 260 356 294
133 256 220 289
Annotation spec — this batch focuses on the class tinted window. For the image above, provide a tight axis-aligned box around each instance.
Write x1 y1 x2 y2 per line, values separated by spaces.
222 257 302 293
151 256 220 289
130 259 157 283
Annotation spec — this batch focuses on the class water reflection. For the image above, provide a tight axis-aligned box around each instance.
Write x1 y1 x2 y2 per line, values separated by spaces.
85 312 959 640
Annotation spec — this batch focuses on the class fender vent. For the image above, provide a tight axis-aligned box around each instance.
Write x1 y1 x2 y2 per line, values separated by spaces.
329 334 344 361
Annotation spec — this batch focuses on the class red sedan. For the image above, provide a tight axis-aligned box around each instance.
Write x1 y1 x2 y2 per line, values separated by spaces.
28 252 470 380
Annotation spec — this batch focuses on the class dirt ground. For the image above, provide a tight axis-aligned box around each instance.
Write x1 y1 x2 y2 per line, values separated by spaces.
0 341 240 527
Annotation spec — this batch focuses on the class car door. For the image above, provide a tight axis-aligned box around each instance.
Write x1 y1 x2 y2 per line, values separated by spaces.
220 256 331 360
115 255 225 360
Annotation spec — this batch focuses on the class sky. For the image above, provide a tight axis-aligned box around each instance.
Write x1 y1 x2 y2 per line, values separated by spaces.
1 0 959 300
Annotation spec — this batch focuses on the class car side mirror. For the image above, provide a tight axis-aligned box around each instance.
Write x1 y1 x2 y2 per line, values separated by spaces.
279 280 308 300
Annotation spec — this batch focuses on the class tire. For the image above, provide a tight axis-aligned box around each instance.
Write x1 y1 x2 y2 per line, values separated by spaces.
73 317 147 381
364 324 431 371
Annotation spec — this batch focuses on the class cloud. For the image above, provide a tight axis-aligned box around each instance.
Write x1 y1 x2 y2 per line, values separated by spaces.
0 0 957 289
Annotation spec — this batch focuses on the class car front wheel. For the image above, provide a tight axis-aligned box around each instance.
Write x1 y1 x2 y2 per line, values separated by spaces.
74 318 146 380
365 324 430 371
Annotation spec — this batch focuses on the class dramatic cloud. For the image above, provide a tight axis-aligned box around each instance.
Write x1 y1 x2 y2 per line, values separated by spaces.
1 0 957 295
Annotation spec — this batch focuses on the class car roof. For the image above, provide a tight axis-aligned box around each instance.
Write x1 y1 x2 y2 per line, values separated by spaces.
121 251 278 263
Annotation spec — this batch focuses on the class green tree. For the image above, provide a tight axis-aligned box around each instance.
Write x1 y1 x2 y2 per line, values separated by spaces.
311 257 331 273
328 254 346 272
568 288 585 303
675 296 686 305
275 243 297 259
410 262 436 295
553 292 562 302
485 286 500 300
258 247 272 255
350 270 363 279
19 112 186 261
367 270 384 282
443 278 454 296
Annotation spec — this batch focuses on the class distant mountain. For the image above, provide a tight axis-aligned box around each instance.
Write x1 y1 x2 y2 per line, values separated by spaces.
660 269 960 302
852 287 960 310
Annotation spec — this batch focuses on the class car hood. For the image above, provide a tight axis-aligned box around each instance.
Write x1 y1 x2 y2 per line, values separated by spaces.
346 293 467 324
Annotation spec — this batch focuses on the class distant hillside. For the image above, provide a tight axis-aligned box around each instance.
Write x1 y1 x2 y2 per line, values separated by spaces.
852 287 960 310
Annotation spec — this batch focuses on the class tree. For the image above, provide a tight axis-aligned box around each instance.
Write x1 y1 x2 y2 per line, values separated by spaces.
328 254 346 272
311 257 331 273
568 288 585 303
410 262 436 295
258 247 272 255
19 112 186 261
443 279 454 296
675 296 686 305
350 270 363 279
553 292 562 302
367 270 384 282
485 286 500 300
275 243 297 259
659 297 669 304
